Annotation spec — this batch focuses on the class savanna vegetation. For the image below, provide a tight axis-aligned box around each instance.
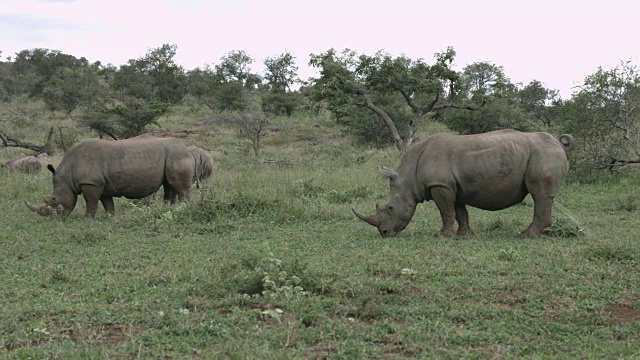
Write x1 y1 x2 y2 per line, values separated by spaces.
1 45 640 358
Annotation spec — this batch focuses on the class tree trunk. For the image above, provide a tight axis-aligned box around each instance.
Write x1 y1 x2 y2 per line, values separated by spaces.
361 100 407 153
0 128 55 155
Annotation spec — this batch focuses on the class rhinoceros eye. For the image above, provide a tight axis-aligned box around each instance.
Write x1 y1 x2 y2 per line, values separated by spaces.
386 204 394 211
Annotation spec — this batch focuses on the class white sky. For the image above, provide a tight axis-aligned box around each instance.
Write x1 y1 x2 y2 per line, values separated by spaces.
1 0 638 98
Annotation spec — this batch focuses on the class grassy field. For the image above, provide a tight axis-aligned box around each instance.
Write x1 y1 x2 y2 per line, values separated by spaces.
1 106 640 359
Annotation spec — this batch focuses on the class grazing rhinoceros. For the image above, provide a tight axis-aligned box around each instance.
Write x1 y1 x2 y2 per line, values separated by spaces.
353 130 575 238
25 135 213 218
163 145 215 203
3 156 42 173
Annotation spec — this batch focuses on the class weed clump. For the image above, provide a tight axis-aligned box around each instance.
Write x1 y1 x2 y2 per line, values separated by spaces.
543 218 585 238
222 252 331 298
586 245 637 263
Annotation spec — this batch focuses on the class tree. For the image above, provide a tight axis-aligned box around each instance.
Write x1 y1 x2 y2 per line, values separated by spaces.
41 66 102 116
81 99 169 140
262 51 301 116
263 51 298 92
0 59 13 101
440 62 538 134
81 45 183 139
562 60 640 172
517 80 561 127
215 50 257 85
189 50 262 112
12 48 89 98
80 44 187 139
309 48 479 153
187 66 217 110
214 104 269 158
112 44 187 104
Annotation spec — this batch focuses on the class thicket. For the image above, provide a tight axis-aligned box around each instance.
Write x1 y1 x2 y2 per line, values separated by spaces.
1 46 640 173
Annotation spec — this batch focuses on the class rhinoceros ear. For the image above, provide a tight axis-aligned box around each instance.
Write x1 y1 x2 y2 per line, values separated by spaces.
47 164 56 175
378 166 398 181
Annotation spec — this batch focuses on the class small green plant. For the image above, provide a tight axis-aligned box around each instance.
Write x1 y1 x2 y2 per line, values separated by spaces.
257 253 309 300
497 247 520 262
223 252 328 299
543 218 585 238
296 178 324 199
49 268 71 284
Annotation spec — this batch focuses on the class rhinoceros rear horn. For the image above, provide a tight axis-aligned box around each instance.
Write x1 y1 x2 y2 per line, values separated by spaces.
352 208 379 226
24 201 54 216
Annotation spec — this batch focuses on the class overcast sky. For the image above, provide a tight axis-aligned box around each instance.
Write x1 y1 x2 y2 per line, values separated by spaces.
1 0 638 98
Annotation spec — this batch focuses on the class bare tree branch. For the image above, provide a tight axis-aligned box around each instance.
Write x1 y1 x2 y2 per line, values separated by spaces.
0 129 53 154
359 98 405 152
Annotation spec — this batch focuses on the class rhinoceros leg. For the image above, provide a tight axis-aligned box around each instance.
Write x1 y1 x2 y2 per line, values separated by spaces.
162 183 177 204
81 184 101 218
100 196 115 216
431 187 456 236
455 203 475 236
162 183 175 204
520 195 553 238
171 180 192 202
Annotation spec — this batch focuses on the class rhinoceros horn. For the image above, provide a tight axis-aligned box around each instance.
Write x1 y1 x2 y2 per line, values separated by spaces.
352 208 379 226
24 201 54 216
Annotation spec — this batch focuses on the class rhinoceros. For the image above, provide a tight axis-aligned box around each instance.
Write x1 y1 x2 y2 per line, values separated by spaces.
25 135 213 218
163 145 215 203
3 156 42 173
353 130 575 238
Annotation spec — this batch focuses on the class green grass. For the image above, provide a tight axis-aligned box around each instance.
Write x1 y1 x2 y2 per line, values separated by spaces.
2 105 640 359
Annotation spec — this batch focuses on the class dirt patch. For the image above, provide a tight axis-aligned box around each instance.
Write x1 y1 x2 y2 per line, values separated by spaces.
383 343 418 358
4 324 146 351
603 298 640 324
4 338 45 351
305 344 338 359
471 344 505 359
492 291 527 309
544 298 640 324
542 301 569 323
62 324 146 344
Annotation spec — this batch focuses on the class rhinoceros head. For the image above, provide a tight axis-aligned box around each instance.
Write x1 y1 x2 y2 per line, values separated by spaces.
353 201 413 237
26 164 77 216
353 166 416 237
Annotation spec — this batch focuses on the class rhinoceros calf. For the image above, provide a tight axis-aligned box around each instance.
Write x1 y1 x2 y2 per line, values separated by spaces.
26 135 213 218
353 129 575 238
163 145 215 203
4 156 42 173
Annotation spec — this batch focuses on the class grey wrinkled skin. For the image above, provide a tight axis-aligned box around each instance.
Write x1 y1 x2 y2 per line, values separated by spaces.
27 135 214 218
354 130 575 238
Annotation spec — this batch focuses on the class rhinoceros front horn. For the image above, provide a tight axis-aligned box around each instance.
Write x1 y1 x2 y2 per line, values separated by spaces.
24 201 54 216
352 208 379 226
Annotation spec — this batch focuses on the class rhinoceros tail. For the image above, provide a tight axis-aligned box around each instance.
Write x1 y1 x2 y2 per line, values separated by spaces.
559 134 575 153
